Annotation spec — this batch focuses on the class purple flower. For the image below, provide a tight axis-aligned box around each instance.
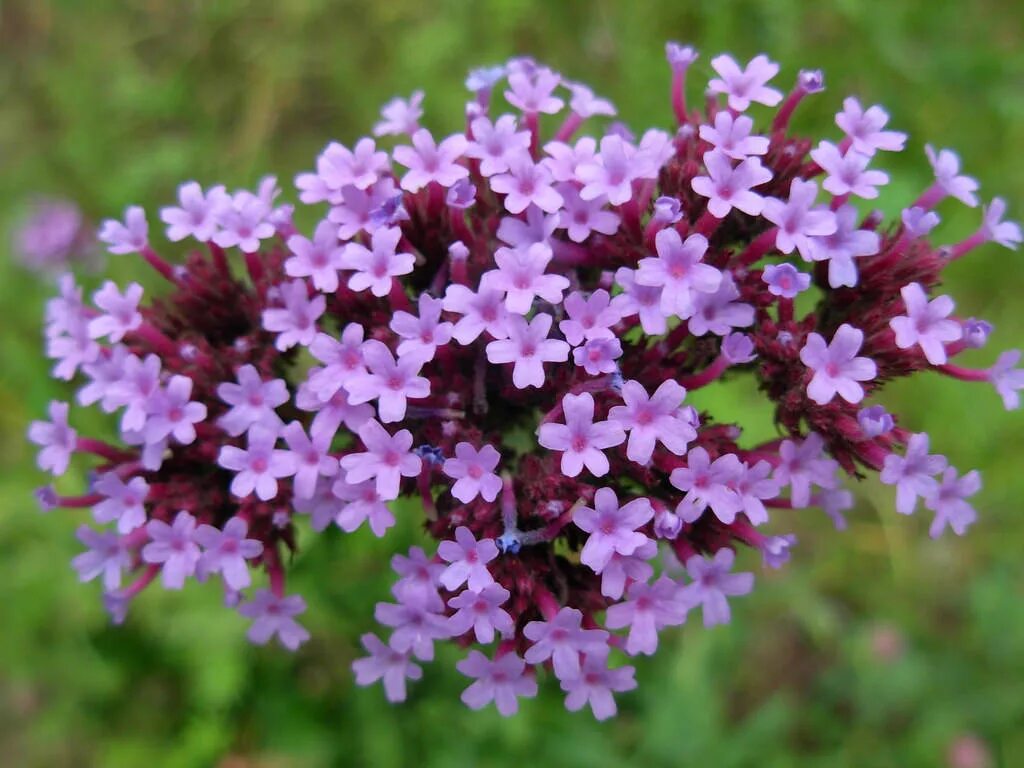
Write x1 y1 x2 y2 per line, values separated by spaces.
446 179 476 209
142 510 201 589
567 82 616 118
393 129 468 192
815 487 854 530
523 607 609 680
485 313 570 389
576 135 642 206
573 487 653 573
925 467 981 538
608 379 696 464
339 419 422 500
107 353 161 433
558 289 620 347
925 145 979 207
556 184 620 242
16 198 90 270
98 206 148 254
799 323 877 405
28 400 77 476
438 526 499 592
698 112 768 159
612 267 668 335
573 337 622 376
212 191 275 252
261 280 325 350
345 340 430 423
88 281 143 342
505 66 563 114
144 375 208 445
708 54 783 111
389 294 453 361
466 115 532 177
670 447 744 524
889 283 963 365
285 220 346 293
835 98 907 156
760 533 797 569
665 42 699 71
880 432 948 515
306 323 369 400
457 650 538 716
858 404 894 438
92 472 149 533
195 516 264 590
339 226 416 297
809 204 880 288
811 142 889 199
373 90 424 137
680 549 754 626
773 433 839 508
691 149 773 218
447 583 515 643
160 181 229 242
375 597 451 660
392 546 445 609
560 650 636 721
730 460 782 526
216 364 289 437
443 442 503 503
988 350 1024 410
489 152 563 214
333 477 396 537
902 206 941 238
217 424 298 501
536 392 626 477
762 179 837 259
636 229 721 317
238 590 310 651
979 198 1022 249
443 283 510 344
600 540 657 599
318 138 390 190
330 178 401 239
543 137 598 183
71 525 130 590
605 576 687 656
762 263 811 298
281 421 338 499
352 633 422 702
688 273 755 337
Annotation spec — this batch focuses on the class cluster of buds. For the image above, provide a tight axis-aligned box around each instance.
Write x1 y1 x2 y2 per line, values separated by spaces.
29 44 1022 719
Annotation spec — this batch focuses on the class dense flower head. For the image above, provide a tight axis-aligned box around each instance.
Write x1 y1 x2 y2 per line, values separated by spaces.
31 43 1020 719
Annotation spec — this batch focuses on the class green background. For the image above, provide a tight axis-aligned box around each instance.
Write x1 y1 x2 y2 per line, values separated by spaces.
2 1 1022 766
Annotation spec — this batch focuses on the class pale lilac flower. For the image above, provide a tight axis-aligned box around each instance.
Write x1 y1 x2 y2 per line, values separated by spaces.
573 337 621 376
375 598 451 660
835 98 907 155
217 424 297 501
612 267 668 335
759 533 797 569
281 421 338 499
670 447 744 524
466 65 506 94
543 136 598 183
47 323 99 381
329 178 401 239
333 477 396 537
559 289 620 346
443 283 510 344
698 112 769 159
216 364 289 436
708 54 783 111
979 198 1022 249
889 283 963 365
438 526 499 592
926 468 981 538
285 220 346 293
389 294 453 360
447 583 515 643
88 281 143 342
98 206 148 254
651 196 683 225
576 136 642 205
489 153 563 214
925 145 979 207
901 206 941 239
691 150 773 218
212 191 275 252
393 129 469 192
762 263 811 298
93 473 149 533
989 350 1024 410
318 138 390 190
858 405 894 438
880 432 948 515
811 142 889 199
680 549 754 626
505 67 563 114
573 487 653 573
523 607 609 680
339 226 416 297
457 650 537 717
443 442 503 503
774 434 840 508
815 487 854 530
565 82 614 119
390 547 445 612
537 392 626 477
761 179 837 259
16 198 89 270
729 460 781 526
605 576 687 656
373 91 424 137
28 400 77 476
107 353 161 433
344 340 430 423
466 115 532 176
635 128 675 177
339 419 422 500
195 516 264 590
78 345 130 409
239 590 310 651
560 651 636 721
688 273 755 337
352 633 422 702
144 375 207 445
306 323 369 400
71 525 130 590
636 229 721 317
666 42 699 71
160 181 228 242
608 379 696 464
556 184 620 242
810 203 880 288
485 313 570 389
600 541 657 600
301 385 374 437
800 323 877 405
261 280 325 350
142 511 201 589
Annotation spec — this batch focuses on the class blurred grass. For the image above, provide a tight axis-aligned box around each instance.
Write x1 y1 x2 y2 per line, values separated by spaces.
1 1 1023 766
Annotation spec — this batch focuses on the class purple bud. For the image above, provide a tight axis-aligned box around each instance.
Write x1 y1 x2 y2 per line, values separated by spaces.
496 531 522 554
858 405 894 438
465 65 506 94
797 69 825 93
653 508 682 539
606 122 635 143
272 510 290 528
448 241 469 261
722 333 757 364
35 486 59 512
103 591 130 625
665 42 699 72
962 318 993 349
761 534 797 569
224 589 243 608
902 206 941 238
369 194 409 228
446 179 477 209
652 196 683 225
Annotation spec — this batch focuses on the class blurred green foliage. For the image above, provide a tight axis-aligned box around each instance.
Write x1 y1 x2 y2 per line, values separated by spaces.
1 1 1023 766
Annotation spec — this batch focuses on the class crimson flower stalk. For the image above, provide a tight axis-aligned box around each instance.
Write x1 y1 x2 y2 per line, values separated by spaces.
30 45 1023 720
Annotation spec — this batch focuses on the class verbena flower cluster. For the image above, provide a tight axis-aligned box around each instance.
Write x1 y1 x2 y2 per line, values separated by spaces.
30 44 1023 720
